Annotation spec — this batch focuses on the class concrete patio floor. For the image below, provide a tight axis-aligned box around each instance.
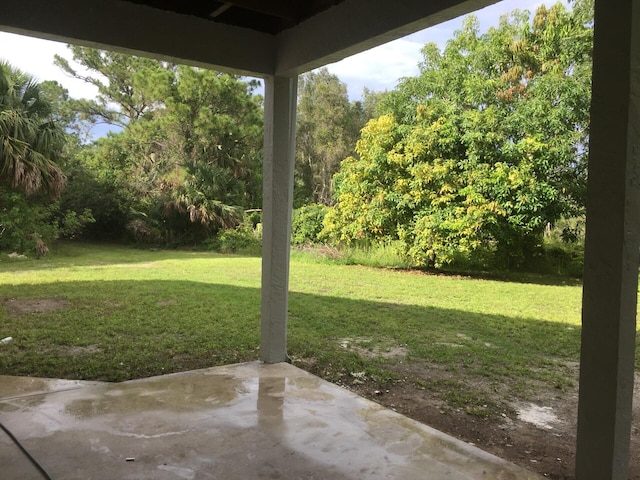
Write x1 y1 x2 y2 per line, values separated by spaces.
0 362 543 479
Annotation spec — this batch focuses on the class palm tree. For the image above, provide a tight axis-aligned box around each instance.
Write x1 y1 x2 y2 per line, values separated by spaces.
0 61 66 197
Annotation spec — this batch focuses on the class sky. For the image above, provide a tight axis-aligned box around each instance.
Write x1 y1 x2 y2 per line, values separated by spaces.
0 0 557 102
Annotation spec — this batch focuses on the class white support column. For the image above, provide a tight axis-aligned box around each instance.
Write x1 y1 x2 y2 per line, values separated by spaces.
575 1 640 478
260 75 298 364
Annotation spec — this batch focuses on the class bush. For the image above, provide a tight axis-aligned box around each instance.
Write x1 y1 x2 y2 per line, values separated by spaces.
58 156 132 241
126 217 161 244
540 244 584 276
536 218 585 276
0 190 56 254
291 204 329 245
0 187 94 255
209 218 262 255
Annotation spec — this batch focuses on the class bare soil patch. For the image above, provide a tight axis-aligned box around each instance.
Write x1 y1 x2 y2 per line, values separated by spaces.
4 298 69 315
59 345 103 356
157 300 177 306
337 337 408 360
331 358 640 479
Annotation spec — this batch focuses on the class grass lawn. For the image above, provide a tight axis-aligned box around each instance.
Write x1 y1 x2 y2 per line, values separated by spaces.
0 242 637 415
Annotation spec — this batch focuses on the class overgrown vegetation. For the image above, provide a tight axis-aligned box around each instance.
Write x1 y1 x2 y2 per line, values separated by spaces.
1 1 593 277
294 69 379 206
323 1 592 269
0 62 94 254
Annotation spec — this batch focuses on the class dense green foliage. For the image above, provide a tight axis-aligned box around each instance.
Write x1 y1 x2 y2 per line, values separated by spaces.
0 187 94 254
55 49 264 244
0 62 66 197
295 68 376 206
324 1 593 268
1 1 595 272
0 63 94 254
291 203 329 245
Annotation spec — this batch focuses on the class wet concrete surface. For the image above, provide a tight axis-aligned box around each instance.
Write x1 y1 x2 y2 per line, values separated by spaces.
0 362 543 479
0 375 102 400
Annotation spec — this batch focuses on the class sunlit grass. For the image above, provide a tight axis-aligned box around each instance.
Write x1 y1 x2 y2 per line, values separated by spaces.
0 242 637 409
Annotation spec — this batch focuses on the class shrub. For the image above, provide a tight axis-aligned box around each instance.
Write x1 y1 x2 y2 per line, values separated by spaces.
126 218 160 244
291 204 329 245
0 190 56 254
0 187 94 255
210 218 262 255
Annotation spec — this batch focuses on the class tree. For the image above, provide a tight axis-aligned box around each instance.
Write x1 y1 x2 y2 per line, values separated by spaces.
163 66 263 232
295 68 371 206
0 62 95 254
324 1 593 268
0 61 66 198
56 49 263 243
54 47 173 128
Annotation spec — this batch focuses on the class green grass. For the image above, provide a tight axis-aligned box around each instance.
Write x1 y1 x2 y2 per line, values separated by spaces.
0 242 637 414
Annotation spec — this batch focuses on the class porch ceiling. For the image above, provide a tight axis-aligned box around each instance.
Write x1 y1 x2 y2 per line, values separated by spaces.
122 0 348 35
0 0 500 77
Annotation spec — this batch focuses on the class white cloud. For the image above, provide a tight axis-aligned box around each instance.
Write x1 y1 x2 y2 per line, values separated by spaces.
326 0 562 99
0 31 98 99
327 38 423 99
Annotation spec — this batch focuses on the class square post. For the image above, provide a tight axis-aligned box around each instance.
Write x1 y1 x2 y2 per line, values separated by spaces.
575 0 640 478
260 75 298 364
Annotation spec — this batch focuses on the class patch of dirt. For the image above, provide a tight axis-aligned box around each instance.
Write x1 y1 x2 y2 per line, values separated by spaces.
4 298 69 314
157 300 177 306
335 359 640 479
515 403 560 430
59 345 103 356
337 337 408 360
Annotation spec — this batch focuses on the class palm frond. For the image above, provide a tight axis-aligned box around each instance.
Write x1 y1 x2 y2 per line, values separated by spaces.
0 62 66 198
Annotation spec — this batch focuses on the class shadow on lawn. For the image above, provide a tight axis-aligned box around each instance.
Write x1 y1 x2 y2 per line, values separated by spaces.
0 279 594 383
394 266 583 287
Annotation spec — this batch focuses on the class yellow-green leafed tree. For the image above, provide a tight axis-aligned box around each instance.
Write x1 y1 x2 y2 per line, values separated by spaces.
324 1 593 269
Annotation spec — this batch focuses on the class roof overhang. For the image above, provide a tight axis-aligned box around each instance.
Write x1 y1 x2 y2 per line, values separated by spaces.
0 0 499 77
